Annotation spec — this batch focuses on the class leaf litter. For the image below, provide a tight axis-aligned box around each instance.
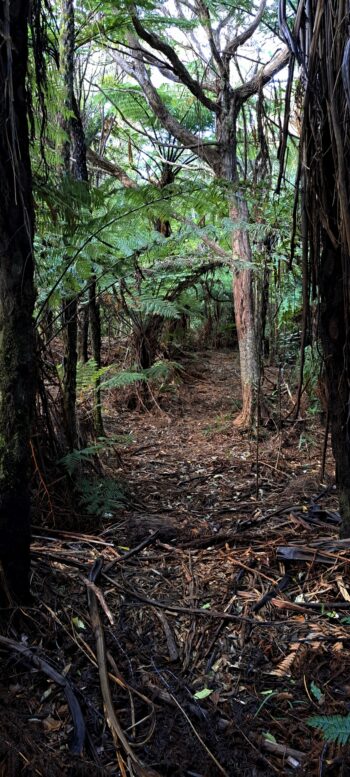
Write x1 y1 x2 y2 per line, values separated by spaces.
1 351 349 776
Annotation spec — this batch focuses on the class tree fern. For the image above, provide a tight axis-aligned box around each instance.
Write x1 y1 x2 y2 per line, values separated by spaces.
59 435 132 475
308 715 350 746
132 295 181 319
77 475 126 516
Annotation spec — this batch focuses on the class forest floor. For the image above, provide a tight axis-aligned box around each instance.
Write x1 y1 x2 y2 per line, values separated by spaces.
2 349 350 777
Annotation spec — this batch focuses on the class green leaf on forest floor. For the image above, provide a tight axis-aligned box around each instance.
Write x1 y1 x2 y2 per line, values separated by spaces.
193 688 214 700
310 681 324 703
262 732 277 744
72 617 86 630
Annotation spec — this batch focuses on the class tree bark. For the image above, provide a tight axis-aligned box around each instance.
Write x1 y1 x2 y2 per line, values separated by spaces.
0 0 35 602
217 86 260 427
320 240 350 536
283 0 350 534
78 304 89 362
89 277 104 437
60 0 78 449
230 196 259 427
62 297 78 450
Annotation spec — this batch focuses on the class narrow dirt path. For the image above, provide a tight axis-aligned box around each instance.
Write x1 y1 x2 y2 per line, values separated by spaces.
111 349 324 543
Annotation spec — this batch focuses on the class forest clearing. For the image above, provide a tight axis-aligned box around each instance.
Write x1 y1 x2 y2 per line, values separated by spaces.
1 0 350 775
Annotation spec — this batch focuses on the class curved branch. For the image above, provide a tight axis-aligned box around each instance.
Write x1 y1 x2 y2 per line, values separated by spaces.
196 1 225 75
234 46 290 103
110 49 221 172
131 13 218 113
224 0 267 58
87 148 136 188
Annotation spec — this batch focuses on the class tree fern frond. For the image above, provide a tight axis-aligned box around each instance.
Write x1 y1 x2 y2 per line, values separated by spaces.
76 359 111 392
102 370 145 390
132 295 181 319
308 715 350 746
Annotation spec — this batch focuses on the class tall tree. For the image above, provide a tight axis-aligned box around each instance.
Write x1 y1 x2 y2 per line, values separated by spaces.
60 0 104 441
282 2 350 535
60 0 79 449
0 0 36 602
109 1 289 426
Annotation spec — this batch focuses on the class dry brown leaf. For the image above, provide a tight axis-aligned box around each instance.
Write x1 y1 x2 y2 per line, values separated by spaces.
270 643 300 677
43 717 63 732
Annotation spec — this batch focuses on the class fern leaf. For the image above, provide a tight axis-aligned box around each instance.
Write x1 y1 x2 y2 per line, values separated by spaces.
102 370 145 390
307 714 350 745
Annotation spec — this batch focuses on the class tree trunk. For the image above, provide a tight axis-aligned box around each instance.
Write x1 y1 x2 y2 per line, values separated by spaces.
89 277 104 437
319 240 350 535
78 304 89 362
258 255 270 361
60 0 78 449
285 0 350 534
230 195 259 428
0 0 35 603
217 89 260 428
62 297 78 450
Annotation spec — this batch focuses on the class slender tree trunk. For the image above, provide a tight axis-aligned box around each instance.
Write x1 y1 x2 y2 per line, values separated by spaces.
230 195 259 427
0 0 35 602
78 304 89 362
62 298 78 449
217 85 260 428
60 0 78 449
259 255 270 361
89 277 104 436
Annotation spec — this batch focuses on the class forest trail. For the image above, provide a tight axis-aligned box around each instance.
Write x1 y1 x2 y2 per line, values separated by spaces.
112 349 325 544
115 349 248 538
1 350 347 777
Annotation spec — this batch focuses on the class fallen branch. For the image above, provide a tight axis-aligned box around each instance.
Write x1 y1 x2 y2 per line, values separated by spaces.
0 635 85 755
87 559 160 776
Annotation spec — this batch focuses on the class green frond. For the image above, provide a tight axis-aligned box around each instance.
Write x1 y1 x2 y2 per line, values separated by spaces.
102 369 146 390
76 359 111 393
308 715 350 746
76 476 126 516
132 295 181 319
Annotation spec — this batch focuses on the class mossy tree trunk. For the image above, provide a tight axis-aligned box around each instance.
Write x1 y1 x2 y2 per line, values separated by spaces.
0 0 36 602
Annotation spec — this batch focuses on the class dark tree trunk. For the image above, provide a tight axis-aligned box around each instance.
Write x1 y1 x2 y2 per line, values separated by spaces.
89 277 104 436
284 1 350 534
0 0 35 602
258 256 270 361
62 297 78 450
78 304 89 362
60 0 78 449
319 241 350 530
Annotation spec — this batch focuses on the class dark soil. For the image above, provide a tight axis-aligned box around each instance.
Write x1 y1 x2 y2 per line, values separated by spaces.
1 350 347 777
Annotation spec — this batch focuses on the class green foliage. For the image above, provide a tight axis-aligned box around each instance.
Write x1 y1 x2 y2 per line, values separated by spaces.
102 369 147 390
102 359 183 390
131 295 181 319
308 715 350 746
76 359 111 393
59 437 132 475
76 475 126 516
